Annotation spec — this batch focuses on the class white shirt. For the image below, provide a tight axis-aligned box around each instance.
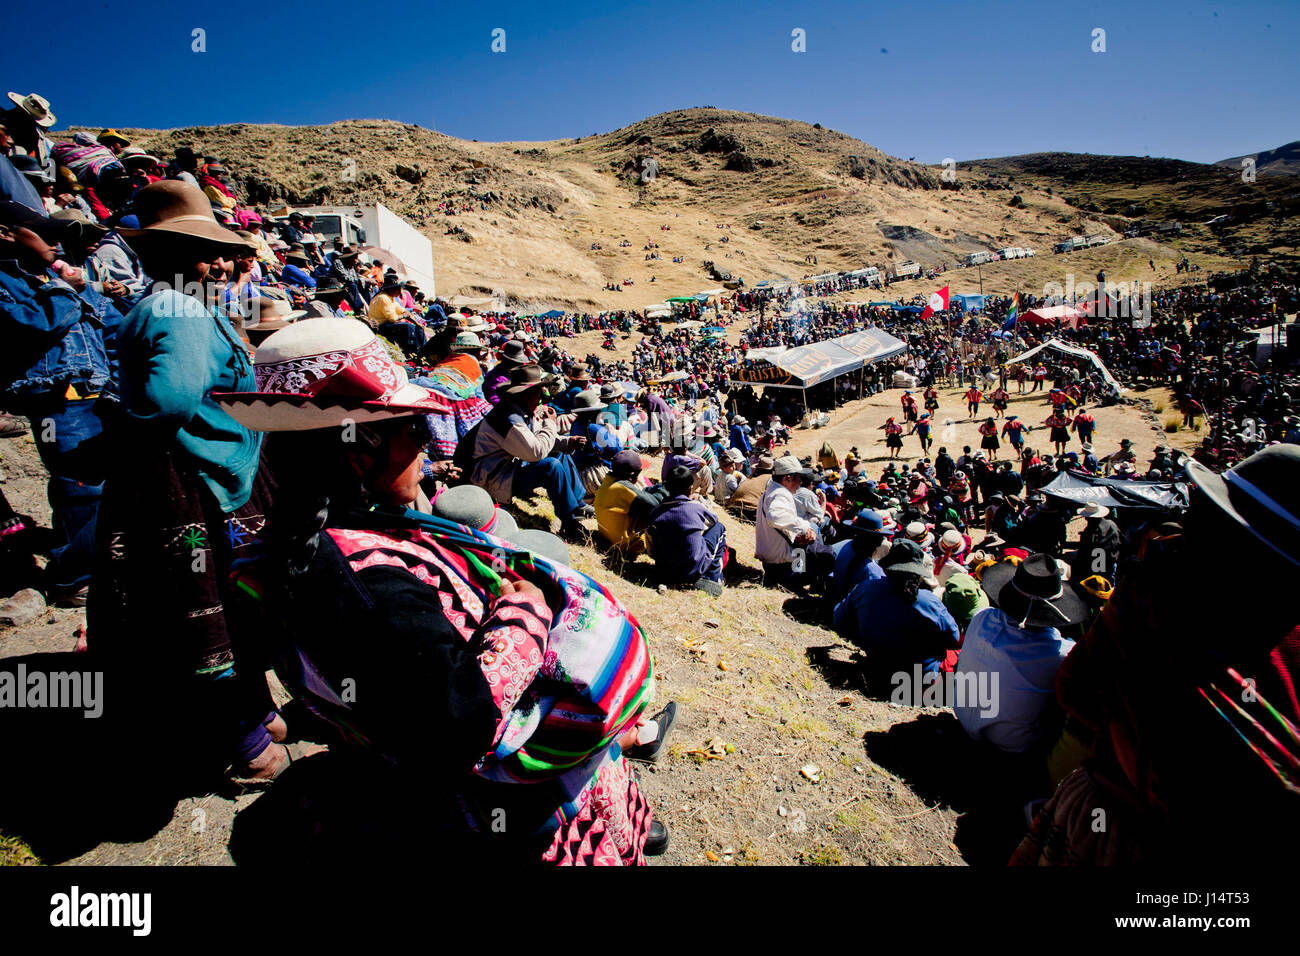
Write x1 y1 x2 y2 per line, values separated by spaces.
954 607 1075 753
755 480 810 564
793 486 826 543
715 469 741 506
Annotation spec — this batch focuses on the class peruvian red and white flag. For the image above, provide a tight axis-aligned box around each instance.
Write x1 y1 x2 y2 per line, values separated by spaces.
919 285 950 321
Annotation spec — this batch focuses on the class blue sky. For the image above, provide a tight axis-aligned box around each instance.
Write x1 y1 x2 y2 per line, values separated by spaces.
4 0 1296 163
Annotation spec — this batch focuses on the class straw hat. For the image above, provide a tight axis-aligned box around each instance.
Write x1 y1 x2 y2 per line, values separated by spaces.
1078 501 1110 520
244 296 307 337
6 92 56 127
118 145 161 167
214 318 451 431
451 313 491 333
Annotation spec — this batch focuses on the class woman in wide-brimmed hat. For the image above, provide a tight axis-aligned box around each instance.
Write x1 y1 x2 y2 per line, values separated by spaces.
482 338 530 405
89 181 288 784
569 388 623 495
407 324 493 460
215 319 666 863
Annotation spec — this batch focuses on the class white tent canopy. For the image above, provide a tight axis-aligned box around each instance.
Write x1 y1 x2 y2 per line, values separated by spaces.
1008 338 1125 393
449 294 500 310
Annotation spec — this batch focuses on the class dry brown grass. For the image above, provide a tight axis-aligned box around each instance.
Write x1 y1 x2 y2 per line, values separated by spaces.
69 108 1250 314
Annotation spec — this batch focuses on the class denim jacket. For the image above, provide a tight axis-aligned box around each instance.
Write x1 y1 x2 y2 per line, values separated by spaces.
0 259 123 412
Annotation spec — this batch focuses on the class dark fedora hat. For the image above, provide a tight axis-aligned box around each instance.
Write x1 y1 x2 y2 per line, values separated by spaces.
312 277 346 296
498 340 530 364
1186 444 1300 571
0 199 78 242
838 507 895 540
879 540 930 578
980 554 1088 628
504 363 557 394
568 363 592 383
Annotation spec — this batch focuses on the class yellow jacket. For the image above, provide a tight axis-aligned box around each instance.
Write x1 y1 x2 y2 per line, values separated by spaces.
595 473 647 554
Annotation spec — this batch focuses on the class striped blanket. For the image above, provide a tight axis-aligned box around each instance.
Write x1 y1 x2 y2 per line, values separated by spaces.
411 366 492 457
309 509 652 786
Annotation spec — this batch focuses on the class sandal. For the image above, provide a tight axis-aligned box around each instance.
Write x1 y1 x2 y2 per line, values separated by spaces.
226 743 293 794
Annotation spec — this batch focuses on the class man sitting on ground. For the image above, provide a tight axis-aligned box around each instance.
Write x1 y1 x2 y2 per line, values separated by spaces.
714 447 745 506
833 540 961 683
594 449 666 555
726 452 774 520
954 554 1085 754
472 363 592 539
830 508 893 602
755 455 819 590
647 464 728 595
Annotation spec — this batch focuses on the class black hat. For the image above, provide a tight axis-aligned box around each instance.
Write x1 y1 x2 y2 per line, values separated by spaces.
1186 444 1300 571
980 554 1088 628
879 540 930 578
9 154 54 183
498 340 529 364
0 200 77 242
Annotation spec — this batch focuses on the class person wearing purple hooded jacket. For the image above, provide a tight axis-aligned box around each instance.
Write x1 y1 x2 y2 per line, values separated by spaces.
483 339 529 406
646 465 727 595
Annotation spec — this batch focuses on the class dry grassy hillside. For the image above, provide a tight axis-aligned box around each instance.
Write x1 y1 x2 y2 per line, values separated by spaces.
68 108 1265 313
962 151 1300 265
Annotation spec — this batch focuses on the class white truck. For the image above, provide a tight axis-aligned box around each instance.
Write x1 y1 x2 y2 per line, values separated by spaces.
890 259 921 280
270 203 438 297
964 250 998 266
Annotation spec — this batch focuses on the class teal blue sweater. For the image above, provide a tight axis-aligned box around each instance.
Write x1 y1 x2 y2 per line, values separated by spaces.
118 289 262 512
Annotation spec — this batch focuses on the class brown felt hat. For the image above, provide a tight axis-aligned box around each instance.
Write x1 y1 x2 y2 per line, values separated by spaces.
504 364 558 394
117 181 255 251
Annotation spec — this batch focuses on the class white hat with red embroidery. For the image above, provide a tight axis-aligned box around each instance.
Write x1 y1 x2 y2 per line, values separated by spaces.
215 318 450 431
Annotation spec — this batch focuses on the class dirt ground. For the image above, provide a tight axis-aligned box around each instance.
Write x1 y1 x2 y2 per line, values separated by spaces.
0 371 1189 866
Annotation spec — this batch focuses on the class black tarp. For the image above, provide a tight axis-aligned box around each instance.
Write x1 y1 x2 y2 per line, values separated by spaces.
1041 471 1191 511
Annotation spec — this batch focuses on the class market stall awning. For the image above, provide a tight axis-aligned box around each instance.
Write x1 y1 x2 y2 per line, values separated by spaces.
735 340 863 388
837 329 909 363
449 294 500 310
